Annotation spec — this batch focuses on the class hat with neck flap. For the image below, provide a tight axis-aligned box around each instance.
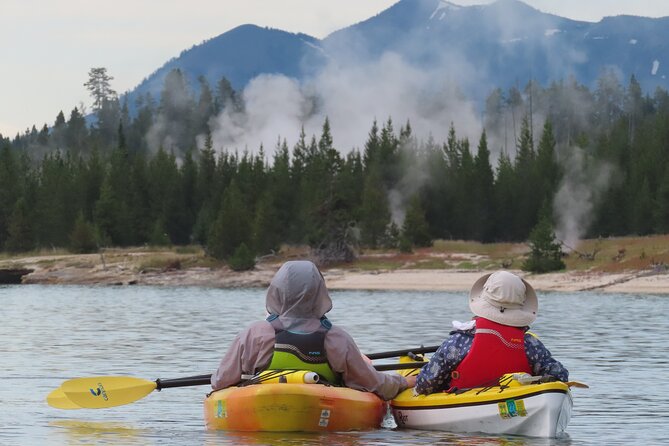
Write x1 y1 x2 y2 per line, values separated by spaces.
265 260 332 331
468 271 538 327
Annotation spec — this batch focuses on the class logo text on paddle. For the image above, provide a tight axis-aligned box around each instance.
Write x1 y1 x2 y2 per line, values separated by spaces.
89 383 109 401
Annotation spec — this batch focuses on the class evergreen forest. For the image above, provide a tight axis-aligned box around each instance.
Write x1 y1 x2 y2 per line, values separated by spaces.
2 67 669 266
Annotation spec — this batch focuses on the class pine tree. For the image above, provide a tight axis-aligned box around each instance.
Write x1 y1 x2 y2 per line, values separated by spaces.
360 165 390 248
84 67 116 112
69 212 98 253
228 243 256 271
6 198 34 252
34 151 76 247
148 147 188 244
0 144 20 249
402 195 431 247
535 120 561 208
494 151 515 241
149 218 171 246
422 136 451 239
471 131 495 242
653 165 669 234
65 107 88 154
522 214 565 273
216 76 239 113
158 68 195 153
363 120 380 171
512 115 539 240
195 76 215 135
207 180 251 260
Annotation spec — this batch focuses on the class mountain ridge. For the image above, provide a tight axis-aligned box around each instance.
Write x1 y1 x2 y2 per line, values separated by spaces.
123 0 669 109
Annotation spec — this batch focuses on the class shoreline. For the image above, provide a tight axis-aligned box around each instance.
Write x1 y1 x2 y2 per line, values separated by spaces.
325 268 669 295
7 255 668 294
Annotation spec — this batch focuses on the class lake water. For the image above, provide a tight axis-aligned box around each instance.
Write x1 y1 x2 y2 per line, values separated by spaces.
1 284 668 445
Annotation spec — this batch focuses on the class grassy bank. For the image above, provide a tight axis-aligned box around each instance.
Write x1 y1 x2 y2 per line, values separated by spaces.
1 234 668 276
346 234 669 274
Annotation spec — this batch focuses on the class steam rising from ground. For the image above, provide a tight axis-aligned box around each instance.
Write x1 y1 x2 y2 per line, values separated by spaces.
553 147 617 250
208 52 481 154
206 52 483 228
206 53 615 243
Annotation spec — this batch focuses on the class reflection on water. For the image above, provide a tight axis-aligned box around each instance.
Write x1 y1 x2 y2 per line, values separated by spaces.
1 285 668 445
50 420 149 444
204 429 570 446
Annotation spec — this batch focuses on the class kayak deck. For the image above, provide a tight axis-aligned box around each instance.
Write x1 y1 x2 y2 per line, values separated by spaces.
391 376 572 437
204 382 386 432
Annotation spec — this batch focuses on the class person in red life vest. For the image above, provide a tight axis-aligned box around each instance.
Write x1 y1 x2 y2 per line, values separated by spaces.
211 260 416 399
415 271 568 394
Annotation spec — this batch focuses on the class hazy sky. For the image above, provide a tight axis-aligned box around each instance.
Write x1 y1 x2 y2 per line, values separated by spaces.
2 0 669 137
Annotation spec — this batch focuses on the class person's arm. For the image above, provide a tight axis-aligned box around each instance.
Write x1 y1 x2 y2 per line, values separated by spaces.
414 332 471 395
211 321 275 390
524 333 569 382
325 328 409 400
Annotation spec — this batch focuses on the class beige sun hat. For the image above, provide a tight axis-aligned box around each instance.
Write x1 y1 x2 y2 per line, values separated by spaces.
469 271 538 327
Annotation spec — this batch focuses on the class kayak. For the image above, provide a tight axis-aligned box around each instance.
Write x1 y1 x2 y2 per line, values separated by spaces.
204 370 386 432
390 373 572 438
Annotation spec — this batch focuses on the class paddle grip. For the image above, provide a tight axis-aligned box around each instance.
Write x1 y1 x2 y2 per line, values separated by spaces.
373 362 426 371
156 374 212 390
366 345 439 360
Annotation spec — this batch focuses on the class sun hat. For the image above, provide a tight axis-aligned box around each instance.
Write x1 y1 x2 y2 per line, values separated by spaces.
468 271 538 327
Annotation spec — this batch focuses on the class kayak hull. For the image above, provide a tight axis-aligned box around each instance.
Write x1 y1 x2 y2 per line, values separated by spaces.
391 381 572 438
204 383 386 432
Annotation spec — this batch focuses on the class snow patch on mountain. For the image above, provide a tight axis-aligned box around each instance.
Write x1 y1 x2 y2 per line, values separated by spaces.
301 39 326 56
430 0 460 21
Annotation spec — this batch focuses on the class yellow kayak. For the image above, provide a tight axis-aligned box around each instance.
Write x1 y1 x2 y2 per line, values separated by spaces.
390 373 572 438
204 371 386 432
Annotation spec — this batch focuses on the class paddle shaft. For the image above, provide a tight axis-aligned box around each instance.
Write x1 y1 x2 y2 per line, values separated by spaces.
155 362 427 389
153 346 438 389
156 375 211 389
366 345 439 360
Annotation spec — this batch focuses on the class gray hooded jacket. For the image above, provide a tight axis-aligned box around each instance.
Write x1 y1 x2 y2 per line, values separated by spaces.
211 260 408 400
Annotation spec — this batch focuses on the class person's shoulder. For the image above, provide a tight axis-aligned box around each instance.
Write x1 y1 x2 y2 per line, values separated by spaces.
248 319 272 327
327 324 349 336
236 319 273 337
325 325 357 343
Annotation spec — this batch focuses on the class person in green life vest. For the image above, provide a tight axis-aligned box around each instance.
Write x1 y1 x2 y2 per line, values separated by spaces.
211 260 415 399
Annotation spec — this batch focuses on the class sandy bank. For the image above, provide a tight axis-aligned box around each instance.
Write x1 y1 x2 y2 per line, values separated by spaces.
9 254 668 294
323 268 669 294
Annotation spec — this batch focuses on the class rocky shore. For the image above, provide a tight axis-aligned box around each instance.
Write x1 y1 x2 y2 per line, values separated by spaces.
2 248 667 294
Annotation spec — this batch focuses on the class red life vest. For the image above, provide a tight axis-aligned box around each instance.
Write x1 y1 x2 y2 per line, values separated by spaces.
449 317 531 390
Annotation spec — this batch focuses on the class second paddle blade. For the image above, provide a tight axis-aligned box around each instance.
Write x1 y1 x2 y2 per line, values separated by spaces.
46 387 81 410
62 376 157 409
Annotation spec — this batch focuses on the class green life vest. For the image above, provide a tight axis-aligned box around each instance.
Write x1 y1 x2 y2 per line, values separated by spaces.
265 315 340 385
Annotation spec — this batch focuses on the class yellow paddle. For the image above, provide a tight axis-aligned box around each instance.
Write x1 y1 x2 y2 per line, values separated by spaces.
50 374 212 409
60 376 164 409
47 363 429 410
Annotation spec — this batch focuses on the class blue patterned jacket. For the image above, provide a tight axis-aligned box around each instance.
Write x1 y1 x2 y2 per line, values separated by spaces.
415 323 569 395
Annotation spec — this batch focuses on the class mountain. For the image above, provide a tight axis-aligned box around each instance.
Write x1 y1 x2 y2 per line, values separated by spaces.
123 24 324 106
324 0 669 99
124 0 669 107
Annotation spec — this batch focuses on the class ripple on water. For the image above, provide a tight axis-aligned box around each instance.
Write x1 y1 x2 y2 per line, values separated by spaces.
1 286 668 445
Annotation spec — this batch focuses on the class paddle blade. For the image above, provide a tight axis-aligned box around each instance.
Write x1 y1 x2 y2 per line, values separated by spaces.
566 380 589 389
47 387 81 410
62 376 157 408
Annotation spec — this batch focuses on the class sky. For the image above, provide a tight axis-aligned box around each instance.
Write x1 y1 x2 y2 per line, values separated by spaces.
2 0 669 138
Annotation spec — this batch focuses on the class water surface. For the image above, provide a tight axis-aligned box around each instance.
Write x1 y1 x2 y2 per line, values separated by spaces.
1 285 667 445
